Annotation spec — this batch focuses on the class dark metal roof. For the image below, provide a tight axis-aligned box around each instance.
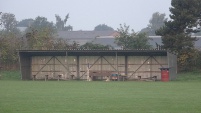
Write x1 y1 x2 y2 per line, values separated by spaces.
18 49 168 56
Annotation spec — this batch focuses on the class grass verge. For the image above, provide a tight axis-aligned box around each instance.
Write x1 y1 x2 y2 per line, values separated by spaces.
176 70 201 81
0 70 21 80
0 81 201 113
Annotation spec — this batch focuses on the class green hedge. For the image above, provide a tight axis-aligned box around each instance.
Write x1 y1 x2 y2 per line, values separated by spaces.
0 70 21 80
176 70 201 81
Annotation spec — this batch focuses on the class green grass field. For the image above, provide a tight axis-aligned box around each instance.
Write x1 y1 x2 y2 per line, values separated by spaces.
0 71 201 113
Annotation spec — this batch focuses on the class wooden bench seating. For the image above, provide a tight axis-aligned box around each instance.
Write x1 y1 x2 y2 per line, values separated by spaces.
137 76 157 81
89 70 120 81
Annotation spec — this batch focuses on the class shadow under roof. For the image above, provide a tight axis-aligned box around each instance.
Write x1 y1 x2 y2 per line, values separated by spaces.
18 49 169 56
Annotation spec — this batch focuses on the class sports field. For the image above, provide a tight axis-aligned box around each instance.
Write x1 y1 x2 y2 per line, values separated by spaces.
0 71 201 113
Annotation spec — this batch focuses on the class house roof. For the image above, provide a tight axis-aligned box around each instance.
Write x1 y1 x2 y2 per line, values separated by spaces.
92 38 119 49
149 36 201 49
57 31 201 50
57 31 118 39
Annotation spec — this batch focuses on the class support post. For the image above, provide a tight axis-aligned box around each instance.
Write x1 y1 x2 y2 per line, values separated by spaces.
53 56 55 77
125 55 128 76
66 51 68 79
116 52 119 81
76 56 80 79
101 56 103 80
45 75 48 81
150 56 153 78
58 75 62 81
33 75 36 81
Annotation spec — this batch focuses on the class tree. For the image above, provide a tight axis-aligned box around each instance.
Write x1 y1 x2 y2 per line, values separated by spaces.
94 24 114 31
156 0 201 71
0 28 21 65
55 14 73 31
25 28 55 50
25 16 57 49
115 24 151 49
80 42 112 49
50 38 70 49
0 13 22 69
72 41 81 49
0 13 18 32
157 1 201 36
26 16 56 32
17 18 34 27
140 12 167 36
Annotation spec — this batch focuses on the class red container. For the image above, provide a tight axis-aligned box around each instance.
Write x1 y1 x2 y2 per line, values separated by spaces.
159 68 169 82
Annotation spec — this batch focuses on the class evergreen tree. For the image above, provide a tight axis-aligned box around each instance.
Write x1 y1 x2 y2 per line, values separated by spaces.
156 0 201 71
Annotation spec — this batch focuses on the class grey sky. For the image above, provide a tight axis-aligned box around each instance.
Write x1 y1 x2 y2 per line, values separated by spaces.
0 0 171 31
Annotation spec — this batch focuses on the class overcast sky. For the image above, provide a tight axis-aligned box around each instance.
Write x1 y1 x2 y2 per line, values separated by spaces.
0 0 171 31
